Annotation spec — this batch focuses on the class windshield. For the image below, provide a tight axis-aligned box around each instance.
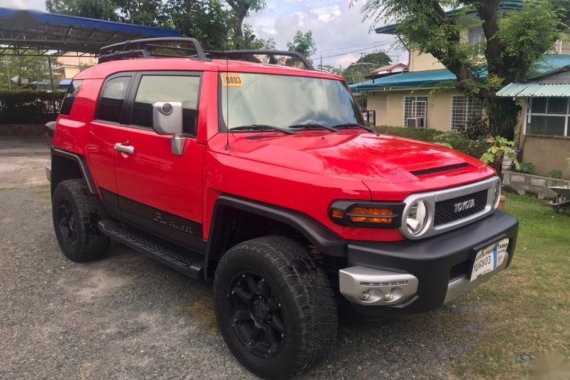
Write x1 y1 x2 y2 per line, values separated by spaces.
220 73 364 131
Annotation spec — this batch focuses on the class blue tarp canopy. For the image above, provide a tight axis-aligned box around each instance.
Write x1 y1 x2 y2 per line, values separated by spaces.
0 7 179 55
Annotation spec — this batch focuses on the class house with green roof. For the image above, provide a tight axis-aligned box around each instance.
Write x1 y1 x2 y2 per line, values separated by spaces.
350 2 570 134
497 65 570 178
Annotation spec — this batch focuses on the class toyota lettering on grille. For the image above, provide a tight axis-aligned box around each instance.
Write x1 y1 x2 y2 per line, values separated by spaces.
454 199 476 213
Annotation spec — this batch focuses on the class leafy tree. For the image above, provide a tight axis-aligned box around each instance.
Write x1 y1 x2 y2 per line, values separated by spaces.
168 0 230 49
318 64 343 75
225 0 266 48
46 0 120 20
357 0 569 139
46 0 269 50
0 52 51 89
114 0 168 26
242 24 276 50
287 30 317 58
342 51 391 84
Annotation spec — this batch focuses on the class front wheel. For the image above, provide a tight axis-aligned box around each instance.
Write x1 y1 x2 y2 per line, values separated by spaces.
213 236 338 379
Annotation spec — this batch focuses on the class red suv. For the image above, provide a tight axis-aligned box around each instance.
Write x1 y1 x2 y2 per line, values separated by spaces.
48 38 518 379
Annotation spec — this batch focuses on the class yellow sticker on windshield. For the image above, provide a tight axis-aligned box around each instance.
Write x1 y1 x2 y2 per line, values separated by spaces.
221 73 243 87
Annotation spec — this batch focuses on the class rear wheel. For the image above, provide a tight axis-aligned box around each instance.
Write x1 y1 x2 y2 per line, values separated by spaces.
52 179 109 262
213 236 338 379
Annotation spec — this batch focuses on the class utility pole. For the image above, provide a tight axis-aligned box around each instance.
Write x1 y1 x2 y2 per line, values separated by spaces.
47 56 54 91
4 56 12 90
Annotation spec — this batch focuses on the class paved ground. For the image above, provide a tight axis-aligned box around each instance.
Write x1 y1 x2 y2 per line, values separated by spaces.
0 137 500 379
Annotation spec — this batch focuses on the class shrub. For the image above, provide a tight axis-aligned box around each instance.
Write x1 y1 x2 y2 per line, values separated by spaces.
434 130 490 158
0 90 63 124
480 136 520 176
517 162 535 174
375 125 443 142
455 116 489 140
548 169 563 179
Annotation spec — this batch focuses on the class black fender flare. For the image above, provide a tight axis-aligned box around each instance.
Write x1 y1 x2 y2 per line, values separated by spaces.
51 148 97 195
204 195 347 278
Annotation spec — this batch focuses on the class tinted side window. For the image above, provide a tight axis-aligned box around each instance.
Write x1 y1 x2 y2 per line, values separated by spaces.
96 76 131 123
131 75 200 135
59 80 83 115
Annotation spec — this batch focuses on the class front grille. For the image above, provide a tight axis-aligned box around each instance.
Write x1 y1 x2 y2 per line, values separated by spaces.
434 189 488 226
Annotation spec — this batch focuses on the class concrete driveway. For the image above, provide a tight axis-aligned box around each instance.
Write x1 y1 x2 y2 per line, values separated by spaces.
0 137 497 379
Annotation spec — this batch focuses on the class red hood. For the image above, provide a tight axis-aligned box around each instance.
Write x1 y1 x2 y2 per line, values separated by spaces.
223 131 495 198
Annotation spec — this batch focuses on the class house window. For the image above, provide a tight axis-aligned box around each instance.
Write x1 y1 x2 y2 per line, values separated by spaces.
451 96 484 130
526 97 570 137
404 96 428 128
468 26 486 55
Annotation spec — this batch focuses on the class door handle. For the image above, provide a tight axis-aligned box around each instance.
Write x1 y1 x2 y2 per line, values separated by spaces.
114 143 135 155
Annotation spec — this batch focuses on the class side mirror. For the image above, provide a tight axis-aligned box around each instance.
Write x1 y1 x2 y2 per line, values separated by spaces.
153 102 183 136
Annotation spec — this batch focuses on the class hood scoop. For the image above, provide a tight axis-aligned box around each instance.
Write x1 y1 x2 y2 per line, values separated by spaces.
410 163 470 177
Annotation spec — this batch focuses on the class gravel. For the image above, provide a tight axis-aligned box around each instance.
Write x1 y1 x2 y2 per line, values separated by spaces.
0 138 485 379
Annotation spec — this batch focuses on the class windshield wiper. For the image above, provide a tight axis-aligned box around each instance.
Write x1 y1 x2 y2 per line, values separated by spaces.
332 123 374 132
289 123 338 132
231 124 295 135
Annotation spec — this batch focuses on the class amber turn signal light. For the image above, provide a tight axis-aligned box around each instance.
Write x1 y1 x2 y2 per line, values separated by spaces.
347 207 394 224
329 201 405 228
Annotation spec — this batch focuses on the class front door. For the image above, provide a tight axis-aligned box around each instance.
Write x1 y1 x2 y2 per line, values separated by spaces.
111 72 206 250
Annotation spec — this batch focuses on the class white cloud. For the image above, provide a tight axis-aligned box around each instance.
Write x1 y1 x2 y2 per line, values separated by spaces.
248 0 404 68
1 0 45 10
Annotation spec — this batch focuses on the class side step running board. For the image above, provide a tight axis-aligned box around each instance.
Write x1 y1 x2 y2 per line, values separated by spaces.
98 219 204 279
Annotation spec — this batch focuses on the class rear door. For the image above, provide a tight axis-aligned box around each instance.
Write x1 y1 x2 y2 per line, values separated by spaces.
112 72 206 250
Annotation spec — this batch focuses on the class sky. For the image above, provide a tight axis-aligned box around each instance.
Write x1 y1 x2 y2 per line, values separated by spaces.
0 0 405 68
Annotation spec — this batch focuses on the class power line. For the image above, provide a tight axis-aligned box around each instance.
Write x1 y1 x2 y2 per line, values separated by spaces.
316 40 393 54
320 40 394 60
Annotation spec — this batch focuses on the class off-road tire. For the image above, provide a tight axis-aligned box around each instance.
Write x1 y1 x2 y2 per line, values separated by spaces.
213 236 338 379
52 179 110 262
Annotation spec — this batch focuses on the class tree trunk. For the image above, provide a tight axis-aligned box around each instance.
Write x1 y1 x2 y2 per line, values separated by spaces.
485 96 521 140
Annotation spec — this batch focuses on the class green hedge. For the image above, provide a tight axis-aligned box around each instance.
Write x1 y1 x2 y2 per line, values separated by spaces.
375 125 489 159
375 125 444 142
0 90 63 124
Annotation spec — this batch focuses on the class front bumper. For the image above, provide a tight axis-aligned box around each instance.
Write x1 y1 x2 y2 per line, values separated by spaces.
340 210 518 316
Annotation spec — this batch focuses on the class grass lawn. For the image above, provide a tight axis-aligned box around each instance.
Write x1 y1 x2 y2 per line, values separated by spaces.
455 193 570 378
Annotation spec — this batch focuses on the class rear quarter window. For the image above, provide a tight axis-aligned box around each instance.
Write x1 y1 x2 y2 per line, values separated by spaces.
96 76 131 123
59 80 83 115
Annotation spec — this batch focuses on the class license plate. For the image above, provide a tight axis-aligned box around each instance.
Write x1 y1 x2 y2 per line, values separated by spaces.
470 238 509 282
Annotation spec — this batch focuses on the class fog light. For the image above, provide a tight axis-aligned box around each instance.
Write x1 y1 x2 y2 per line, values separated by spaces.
386 288 404 302
360 290 371 301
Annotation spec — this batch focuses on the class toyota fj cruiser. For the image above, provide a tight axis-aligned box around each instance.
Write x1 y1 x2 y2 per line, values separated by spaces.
48 38 518 379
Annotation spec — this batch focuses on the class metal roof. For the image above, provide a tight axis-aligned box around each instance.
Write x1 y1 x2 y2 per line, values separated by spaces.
350 55 570 93
497 65 570 97
0 7 179 55
350 69 456 92
497 82 570 97
375 0 524 35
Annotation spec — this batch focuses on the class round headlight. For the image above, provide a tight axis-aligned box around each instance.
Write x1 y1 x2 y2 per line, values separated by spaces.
405 200 430 236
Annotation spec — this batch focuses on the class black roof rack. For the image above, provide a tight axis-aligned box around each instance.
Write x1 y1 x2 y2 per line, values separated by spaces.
208 50 315 70
98 37 315 71
98 37 207 63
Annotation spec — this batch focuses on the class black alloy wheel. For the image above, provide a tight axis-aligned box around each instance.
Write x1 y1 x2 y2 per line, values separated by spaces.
214 235 338 379
229 272 285 359
52 179 109 262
